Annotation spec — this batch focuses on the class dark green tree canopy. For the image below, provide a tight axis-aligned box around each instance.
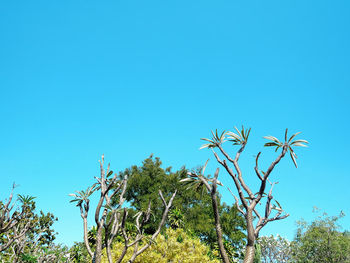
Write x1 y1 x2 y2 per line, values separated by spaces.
117 155 246 253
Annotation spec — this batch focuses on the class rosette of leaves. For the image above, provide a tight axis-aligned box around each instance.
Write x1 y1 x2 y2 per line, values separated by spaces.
200 126 251 150
180 160 223 196
69 184 96 207
263 129 308 168
226 126 251 146
200 130 227 149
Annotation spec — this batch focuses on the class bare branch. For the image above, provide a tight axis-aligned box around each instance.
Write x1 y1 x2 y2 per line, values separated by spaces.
213 151 249 209
228 187 245 216
254 152 263 180
222 144 255 199
127 191 177 262
255 145 288 206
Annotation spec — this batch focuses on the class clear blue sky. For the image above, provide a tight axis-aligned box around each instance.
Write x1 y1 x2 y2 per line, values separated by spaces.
1 0 349 246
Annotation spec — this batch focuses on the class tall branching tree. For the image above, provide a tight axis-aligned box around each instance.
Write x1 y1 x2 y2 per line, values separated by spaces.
184 127 308 263
0 185 34 254
1 187 61 262
69 155 176 263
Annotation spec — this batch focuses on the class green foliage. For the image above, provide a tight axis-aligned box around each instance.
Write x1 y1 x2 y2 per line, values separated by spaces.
21 253 37 263
254 243 262 263
69 242 91 262
259 234 292 263
291 209 350 263
264 129 308 168
101 228 220 263
227 126 251 146
118 155 246 256
200 126 251 149
168 207 185 229
0 193 68 263
87 226 97 247
69 185 95 207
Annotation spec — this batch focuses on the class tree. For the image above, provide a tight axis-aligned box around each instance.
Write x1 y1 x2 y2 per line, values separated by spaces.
191 127 307 263
291 209 350 263
120 155 246 259
0 185 33 253
9 208 59 262
0 187 66 263
259 234 292 263
69 155 176 263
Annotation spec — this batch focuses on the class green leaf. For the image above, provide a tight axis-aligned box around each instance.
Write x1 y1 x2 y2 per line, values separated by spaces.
246 128 251 141
226 132 240 140
291 142 308 147
199 144 213 150
288 132 301 143
292 139 308 144
201 138 214 143
233 127 243 140
285 128 288 141
211 130 216 140
264 142 279 147
263 136 281 144
290 151 298 168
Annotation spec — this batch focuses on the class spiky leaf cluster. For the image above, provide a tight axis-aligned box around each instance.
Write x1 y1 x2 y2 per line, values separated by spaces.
179 160 223 197
264 129 308 168
226 126 251 146
17 195 36 206
200 130 227 149
200 126 251 150
69 185 96 207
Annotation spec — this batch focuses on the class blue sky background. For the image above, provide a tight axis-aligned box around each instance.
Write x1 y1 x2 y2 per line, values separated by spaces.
1 0 349 246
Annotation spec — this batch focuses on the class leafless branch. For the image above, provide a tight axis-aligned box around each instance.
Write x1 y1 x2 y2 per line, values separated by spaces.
228 187 245 216
212 149 249 209
126 190 177 263
255 152 263 180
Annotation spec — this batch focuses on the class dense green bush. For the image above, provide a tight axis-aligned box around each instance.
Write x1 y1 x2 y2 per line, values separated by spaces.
101 228 220 263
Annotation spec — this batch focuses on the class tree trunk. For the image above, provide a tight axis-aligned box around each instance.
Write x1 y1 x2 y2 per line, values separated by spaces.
105 241 113 263
92 227 103 263
244 209 256 263
211 191 231 263
243 245 255 263
83 217 93 257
